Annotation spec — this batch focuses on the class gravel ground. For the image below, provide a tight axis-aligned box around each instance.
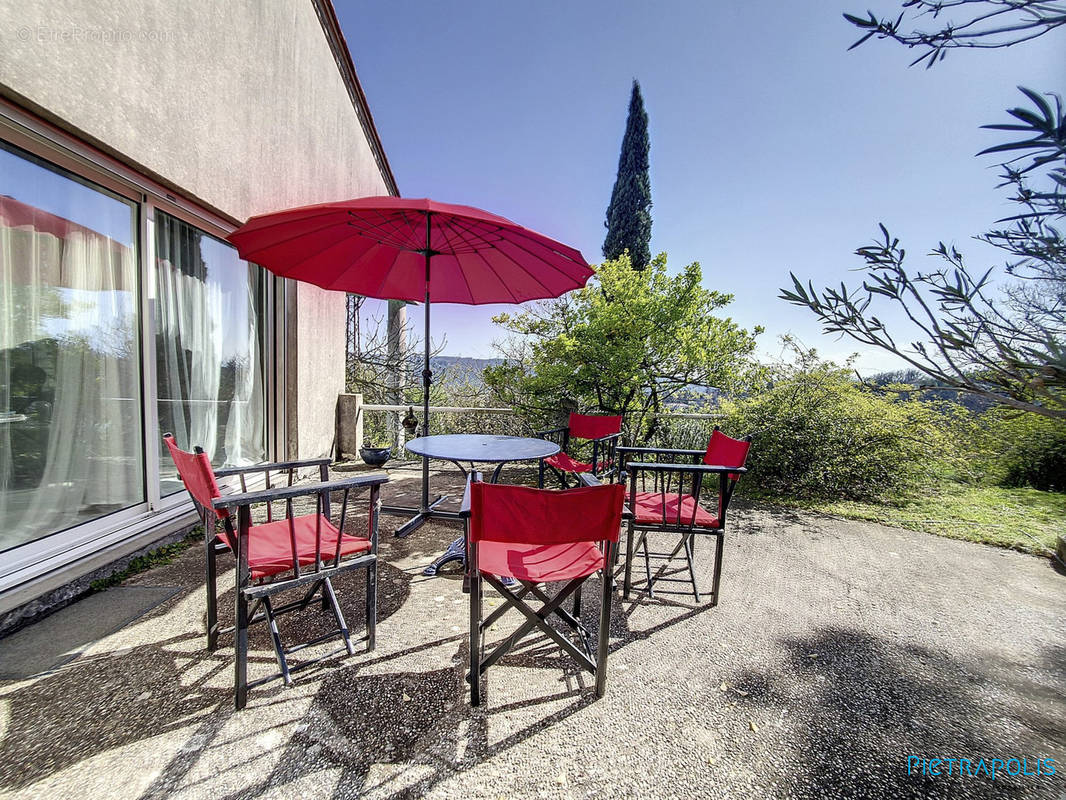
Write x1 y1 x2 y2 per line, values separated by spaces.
0 465 1063 799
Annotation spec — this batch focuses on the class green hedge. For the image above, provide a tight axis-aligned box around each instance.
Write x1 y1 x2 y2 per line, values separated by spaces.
722 354 956 502
976 411 1066 492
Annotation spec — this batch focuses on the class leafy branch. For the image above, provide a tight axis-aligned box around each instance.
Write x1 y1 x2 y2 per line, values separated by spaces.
845 1 1066 67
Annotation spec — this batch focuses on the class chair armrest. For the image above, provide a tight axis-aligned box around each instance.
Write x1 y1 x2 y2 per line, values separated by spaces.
591 432 623 444
616 446 704 457
213 457 332 478
624 461 747 475
535 426 568 437
212 473 388 509
459 472 483 518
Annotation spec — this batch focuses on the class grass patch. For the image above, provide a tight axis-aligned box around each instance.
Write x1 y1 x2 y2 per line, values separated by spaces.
762 484 1065 556
89 528 202 592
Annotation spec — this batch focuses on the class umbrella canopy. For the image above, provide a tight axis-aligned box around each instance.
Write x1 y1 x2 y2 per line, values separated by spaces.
227 196 592 538
226 196 593 304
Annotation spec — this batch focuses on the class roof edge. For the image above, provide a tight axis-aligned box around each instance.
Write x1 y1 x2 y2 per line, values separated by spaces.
311 0 400 197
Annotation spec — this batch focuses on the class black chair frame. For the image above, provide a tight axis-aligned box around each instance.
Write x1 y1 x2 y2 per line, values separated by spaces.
462 473 619 706
536 424 622 488
180 451 386 709
618 436 748 604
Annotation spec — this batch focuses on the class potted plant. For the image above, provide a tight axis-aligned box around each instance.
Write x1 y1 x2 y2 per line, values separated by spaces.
359 445 391 467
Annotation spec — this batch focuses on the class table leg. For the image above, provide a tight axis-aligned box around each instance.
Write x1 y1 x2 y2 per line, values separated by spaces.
423 535 466 576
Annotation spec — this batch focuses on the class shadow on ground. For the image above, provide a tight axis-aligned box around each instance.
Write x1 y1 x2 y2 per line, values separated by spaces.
722 627 1066 800
2 467 1062 799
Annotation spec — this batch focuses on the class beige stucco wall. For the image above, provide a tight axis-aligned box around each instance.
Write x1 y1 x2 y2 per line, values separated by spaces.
0 0 393 459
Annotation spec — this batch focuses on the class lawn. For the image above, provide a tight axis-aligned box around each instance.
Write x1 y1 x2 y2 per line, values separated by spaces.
765 483 1066 556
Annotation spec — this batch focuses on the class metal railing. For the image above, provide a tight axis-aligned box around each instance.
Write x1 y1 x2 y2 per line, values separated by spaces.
338 392 725 461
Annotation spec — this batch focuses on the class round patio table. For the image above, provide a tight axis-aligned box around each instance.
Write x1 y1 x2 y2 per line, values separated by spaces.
406 434 559 484
405 434 560 576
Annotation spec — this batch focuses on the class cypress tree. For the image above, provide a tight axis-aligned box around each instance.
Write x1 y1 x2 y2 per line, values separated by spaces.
603 80 652 270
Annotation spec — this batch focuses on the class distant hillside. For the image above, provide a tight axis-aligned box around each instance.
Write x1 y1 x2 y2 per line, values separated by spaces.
432 356 503 387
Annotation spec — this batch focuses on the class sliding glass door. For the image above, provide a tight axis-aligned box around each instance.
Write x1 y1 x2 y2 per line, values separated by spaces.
155 211 267 496
0 137 272 560
0 143 144 552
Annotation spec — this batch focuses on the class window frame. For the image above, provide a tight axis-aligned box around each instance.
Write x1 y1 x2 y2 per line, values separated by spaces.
0 100 282 593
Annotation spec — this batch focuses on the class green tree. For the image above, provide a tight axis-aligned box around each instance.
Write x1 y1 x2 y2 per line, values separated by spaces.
485 253 760 438
603 81 653 270
782 3 1065 420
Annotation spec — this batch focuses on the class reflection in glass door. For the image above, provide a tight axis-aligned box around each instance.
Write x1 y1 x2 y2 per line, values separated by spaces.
0 143 144 552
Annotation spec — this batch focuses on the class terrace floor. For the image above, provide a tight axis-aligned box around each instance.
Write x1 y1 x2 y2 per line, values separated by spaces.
0 463 1063 799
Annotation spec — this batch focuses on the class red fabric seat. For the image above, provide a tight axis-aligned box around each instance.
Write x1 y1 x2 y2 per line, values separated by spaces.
632 491 720 529
476 540 606 582
228 515 371 579
543 452 611 474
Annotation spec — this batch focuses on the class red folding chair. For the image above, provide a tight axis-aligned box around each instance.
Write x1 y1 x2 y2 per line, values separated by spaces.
537 413 623 488
163 434 388 709
462 474 625 706
618 427 751 604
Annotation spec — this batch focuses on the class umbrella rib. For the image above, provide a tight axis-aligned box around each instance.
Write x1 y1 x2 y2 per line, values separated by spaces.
482 229 587 292
233 213 351 261
470 245 519 304
272 225 369 276
436 216 490 257
371 243 408 301
487 220 587 267
446 216 569 298
346 209 423 252
436 217 514 303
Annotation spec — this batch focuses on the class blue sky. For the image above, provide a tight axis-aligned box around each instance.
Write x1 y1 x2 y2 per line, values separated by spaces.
337 1 1064 372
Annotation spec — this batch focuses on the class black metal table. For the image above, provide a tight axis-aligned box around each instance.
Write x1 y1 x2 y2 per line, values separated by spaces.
380 434 559 576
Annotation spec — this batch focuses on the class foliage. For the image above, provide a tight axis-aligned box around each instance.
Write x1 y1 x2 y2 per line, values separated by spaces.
485 253 760 440
782 79 1065 420
724 342 958 501
89 528 201 592
976 408 1066 490
603 81 653 271
844 1 1066 68
781 483 1065 555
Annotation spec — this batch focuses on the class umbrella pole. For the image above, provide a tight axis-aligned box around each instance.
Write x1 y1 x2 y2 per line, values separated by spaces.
421 238 431 511
392 212 452 538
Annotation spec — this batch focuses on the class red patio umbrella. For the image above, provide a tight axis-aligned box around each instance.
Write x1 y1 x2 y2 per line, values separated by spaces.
228 196 593 534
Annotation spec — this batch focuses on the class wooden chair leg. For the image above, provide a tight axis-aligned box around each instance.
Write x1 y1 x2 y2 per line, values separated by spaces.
262 595 293 684
683 535 701 603
322 578 355 656
640 531 654 597
710 532 725 606
366 559 377 651
235 589 249 710
469 569 483 706
623 519 635 599
205 535 219 652
595 544 616 697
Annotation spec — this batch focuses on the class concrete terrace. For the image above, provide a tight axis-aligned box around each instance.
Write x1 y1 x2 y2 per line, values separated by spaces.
0 465 1063 799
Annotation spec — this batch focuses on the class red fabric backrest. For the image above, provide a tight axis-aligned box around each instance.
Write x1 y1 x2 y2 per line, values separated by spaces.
163 434 228 518
470 482 624 545
568 413 622 440
703 429 751 479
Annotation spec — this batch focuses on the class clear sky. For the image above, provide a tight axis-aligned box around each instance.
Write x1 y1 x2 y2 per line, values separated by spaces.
336 1 1065 372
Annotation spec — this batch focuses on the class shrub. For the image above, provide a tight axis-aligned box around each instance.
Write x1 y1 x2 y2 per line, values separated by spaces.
723 346 956 501
977 411 1066 492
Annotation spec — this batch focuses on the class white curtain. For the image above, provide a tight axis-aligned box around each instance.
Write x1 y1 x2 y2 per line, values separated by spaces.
0 222 142 551
154 214 265 485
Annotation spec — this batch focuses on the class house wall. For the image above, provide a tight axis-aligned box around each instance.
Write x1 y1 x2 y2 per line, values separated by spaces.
0 0 396 622
0 0 395 459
